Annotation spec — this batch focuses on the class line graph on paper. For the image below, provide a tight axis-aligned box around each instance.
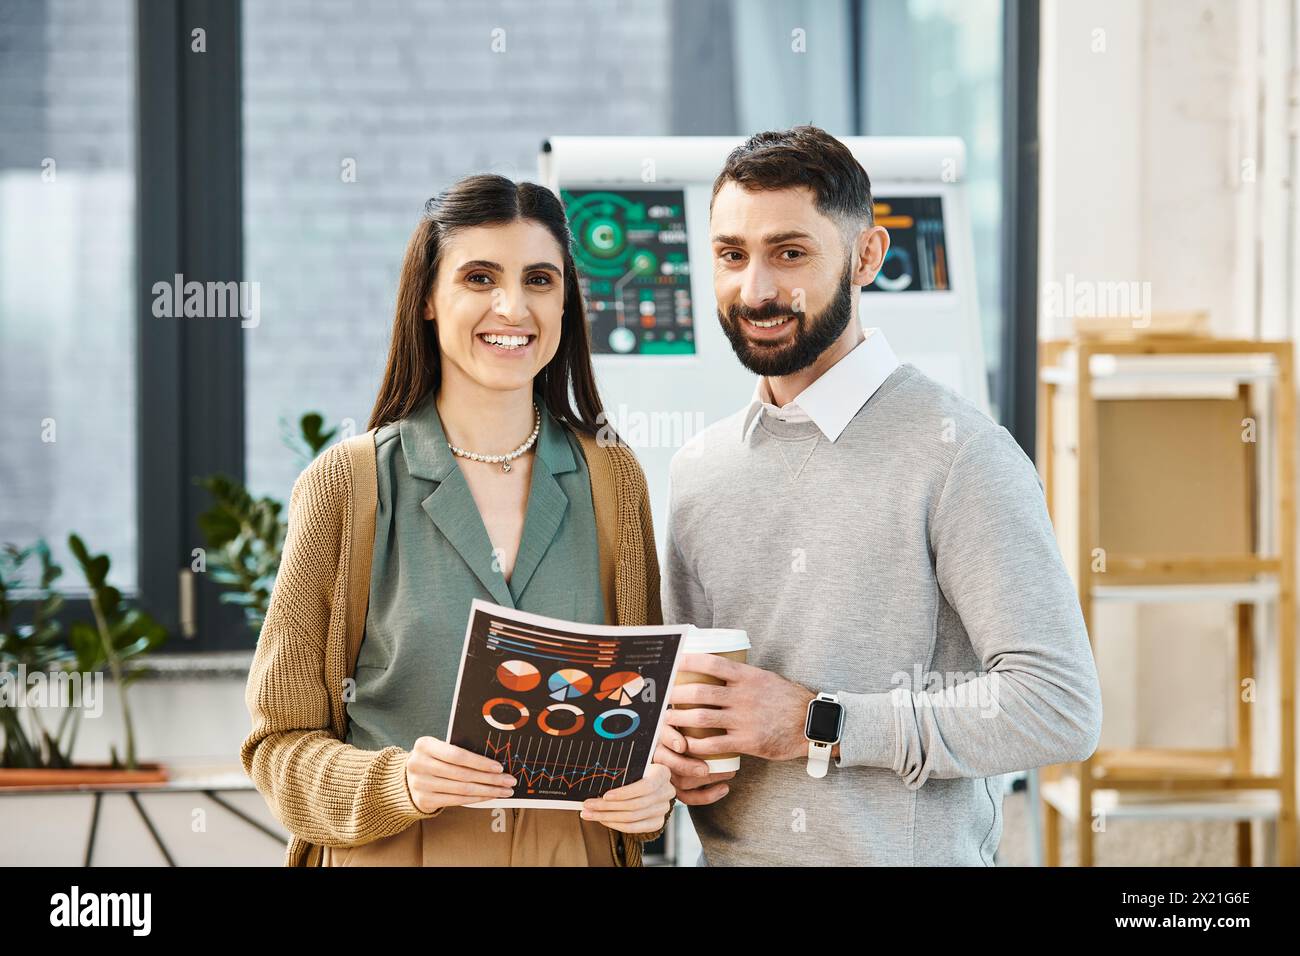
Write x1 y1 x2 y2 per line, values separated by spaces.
483 731 635 799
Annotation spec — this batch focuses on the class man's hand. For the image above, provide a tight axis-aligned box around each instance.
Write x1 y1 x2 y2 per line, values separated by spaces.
653 720 735 805
662 653 816 763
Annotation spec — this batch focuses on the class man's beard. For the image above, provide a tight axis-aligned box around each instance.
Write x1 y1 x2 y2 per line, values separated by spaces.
717 261 855 377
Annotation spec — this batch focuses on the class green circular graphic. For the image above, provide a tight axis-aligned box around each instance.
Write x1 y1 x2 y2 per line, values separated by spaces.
586 219 624 257
565 191 641 277
631 250 657 275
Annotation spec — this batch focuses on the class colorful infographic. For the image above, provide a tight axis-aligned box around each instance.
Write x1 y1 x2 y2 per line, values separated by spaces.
560 186 695 356
447 600 688 809
866 195 951 293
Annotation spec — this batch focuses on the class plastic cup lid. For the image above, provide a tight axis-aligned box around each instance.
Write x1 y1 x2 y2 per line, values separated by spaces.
683 626 751 654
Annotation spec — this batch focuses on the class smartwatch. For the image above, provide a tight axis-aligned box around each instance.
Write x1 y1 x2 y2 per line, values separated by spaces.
804 692 844 778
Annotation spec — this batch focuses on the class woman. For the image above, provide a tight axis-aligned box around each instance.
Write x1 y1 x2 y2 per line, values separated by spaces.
241 174 674 867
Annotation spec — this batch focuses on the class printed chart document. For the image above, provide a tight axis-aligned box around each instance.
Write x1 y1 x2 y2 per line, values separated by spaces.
446 599 687 809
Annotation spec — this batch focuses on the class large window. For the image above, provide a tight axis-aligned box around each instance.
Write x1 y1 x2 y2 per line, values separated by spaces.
0 0 137 589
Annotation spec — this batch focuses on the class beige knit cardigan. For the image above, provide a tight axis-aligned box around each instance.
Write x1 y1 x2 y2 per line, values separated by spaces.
240 424 669 867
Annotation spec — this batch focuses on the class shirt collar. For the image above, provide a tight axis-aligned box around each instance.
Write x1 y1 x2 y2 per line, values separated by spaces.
400 391 576 481
740 328 901 443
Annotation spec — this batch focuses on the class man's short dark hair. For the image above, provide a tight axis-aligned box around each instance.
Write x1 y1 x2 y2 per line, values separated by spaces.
710 125 874 234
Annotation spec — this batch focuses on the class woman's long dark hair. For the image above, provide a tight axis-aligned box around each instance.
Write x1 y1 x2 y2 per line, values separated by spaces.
367 174 607 435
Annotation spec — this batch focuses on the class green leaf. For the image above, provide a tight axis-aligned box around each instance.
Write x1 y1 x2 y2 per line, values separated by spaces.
198 510 242 545
66 534 87 562
300 412 338 455
100 586 123 615
68 622 105 669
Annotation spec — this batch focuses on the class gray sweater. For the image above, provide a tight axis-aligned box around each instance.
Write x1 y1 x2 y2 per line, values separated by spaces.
663 363 1102 865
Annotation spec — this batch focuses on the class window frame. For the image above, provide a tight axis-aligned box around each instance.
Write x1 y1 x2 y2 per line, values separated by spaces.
999 0 1041 459
134 0 247 652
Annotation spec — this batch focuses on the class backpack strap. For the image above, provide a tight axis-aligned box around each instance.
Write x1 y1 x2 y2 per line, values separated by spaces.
342 429 379 680
573 430 619 627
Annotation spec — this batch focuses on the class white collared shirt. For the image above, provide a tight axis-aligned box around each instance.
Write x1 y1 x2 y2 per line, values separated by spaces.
741 327 901 442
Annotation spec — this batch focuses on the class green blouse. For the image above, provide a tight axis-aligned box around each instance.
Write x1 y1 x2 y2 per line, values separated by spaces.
345 391 605 752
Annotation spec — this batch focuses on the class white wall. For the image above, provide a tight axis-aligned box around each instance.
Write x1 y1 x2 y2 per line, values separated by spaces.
1039 0 1298 859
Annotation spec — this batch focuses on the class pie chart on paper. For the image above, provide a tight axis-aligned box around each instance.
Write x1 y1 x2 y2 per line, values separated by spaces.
547 668 592 701
497 659 541 692
596 671 646 706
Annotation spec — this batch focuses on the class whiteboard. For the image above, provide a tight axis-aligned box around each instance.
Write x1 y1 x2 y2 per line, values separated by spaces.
539 135 989 543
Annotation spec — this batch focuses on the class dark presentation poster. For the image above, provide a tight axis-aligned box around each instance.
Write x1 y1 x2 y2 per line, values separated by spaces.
446 599 688 809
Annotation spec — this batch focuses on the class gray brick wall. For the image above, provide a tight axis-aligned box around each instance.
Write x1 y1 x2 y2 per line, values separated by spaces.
0 0 136 587
242 0 673 501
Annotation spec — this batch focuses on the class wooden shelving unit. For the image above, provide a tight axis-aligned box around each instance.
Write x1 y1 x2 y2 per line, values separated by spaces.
1036 336 1296 866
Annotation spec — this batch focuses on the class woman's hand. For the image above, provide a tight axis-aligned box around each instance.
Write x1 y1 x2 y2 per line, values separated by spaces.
652 721 735 806
579 763 675 834
404 735 517 813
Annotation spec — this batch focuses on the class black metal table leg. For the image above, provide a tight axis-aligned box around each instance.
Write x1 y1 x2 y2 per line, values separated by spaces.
84 791 102 867
128 791 176 866
203 790 286 845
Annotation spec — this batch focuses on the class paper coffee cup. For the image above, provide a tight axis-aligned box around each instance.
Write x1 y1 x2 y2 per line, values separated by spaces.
672 626 750 773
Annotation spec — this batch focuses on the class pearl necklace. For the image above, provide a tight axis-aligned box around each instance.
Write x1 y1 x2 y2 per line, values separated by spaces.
447 403 541 473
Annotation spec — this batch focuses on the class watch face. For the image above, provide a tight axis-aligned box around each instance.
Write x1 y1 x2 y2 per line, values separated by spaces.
805 699 843 743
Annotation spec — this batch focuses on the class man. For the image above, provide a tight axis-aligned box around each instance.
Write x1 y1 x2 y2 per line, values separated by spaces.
653 126 1102 865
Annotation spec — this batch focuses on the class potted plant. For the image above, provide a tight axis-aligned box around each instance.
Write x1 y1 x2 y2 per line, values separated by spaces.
0 536 169 788
0 541 75 770
197 412 336 632
1 411 335 786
